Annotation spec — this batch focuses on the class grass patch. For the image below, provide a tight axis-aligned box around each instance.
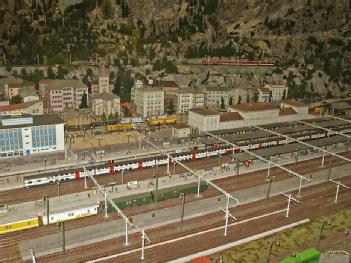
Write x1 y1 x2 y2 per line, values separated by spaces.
211 207 351 262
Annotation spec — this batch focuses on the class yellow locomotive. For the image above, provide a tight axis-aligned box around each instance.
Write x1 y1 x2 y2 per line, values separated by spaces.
147 116 177 126
106 123 132 132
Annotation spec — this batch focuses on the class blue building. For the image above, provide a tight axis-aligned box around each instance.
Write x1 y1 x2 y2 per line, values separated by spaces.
0 114 64 158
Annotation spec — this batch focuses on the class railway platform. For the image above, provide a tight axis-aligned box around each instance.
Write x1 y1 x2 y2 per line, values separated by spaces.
0 142 193 191
19 161 351 260
1 139 349 225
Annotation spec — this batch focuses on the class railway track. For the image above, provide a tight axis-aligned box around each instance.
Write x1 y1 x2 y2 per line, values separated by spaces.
1 148 350 205
28 175 351 263
1 151 350 251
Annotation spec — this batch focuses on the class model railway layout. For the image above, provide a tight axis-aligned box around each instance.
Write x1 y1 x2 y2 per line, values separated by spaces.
23 120 351 188
0 182 208 235
0 118 351 262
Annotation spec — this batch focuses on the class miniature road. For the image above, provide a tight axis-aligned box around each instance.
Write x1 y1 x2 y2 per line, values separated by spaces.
19 160 351 260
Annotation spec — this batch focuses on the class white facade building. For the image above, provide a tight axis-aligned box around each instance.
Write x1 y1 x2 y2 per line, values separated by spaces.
258 84 288 103
188 108 220 132
91 69 114 97
39 80 89 112
206 86 230 108
131 78 164 117
176 90 205 113
188 101 311 132
91 92 120 117
0 114 64 158
134 87 164 117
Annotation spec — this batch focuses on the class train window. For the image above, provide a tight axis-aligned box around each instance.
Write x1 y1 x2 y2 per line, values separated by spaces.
87 210 90 213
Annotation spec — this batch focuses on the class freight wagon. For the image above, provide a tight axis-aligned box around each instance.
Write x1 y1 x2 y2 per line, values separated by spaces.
106 123 132 132
0 204 99 235
106 182 208 212
148 116 177 126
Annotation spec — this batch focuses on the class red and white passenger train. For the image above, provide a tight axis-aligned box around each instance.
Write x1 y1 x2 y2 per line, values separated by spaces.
23 127 349 188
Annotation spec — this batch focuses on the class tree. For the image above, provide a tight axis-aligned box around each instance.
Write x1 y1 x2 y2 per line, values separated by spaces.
269 91 273 102
101 112 107 121
114 112 119 120
229 97 233 106
47 67 56 79
238 95 242 104
220 96 225 109
56 65 68 79
246 94 250 103
79 92 88 109
114 78 121 96
254 93 259 102
282 89 287 100
10 95 23 104
167 98 176 115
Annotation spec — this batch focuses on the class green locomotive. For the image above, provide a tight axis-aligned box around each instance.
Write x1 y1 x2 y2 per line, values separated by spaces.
107 182 208 212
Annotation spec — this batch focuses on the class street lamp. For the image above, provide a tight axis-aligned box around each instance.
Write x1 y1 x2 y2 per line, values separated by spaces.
44 159 47 172
317 219 331 247
97 137 102 148
266 240 280 263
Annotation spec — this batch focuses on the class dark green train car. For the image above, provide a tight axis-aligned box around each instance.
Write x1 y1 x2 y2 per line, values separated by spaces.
107 182 208 212
107 192 152 212
151 182 208 202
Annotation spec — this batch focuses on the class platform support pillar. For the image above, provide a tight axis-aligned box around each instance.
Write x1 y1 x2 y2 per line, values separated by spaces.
327 156 334 182
180 193 185 225
125 220 129 245
197 175 201 197
298 177 303 198
141 230 145 260
334 182 340 203
30 249 36 263
286 195 291 218
224 195 230 236
266 162 272 200
104 193 108 218
321 149 326 167
61 222 65 252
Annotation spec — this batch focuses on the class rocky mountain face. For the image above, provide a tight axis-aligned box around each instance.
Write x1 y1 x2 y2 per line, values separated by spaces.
0 0 350 101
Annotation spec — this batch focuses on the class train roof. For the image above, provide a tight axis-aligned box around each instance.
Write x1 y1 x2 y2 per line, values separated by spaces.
231 135 347 162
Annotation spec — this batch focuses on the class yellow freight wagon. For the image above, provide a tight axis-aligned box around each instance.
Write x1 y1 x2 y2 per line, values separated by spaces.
106 123 132 132
148 116 177 126
0 217 39 235
164 117 177 124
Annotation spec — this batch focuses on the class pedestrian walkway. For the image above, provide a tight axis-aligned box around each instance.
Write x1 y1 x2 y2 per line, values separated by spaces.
3 145 348 223
19 160 351 259
0 143 192 190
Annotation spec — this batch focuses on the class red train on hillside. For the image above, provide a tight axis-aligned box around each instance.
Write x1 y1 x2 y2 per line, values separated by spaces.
201 60 276 66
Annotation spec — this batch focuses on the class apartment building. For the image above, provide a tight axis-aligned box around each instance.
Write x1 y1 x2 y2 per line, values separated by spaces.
91 92 120 117
91 68 114 97
176 90 205 113
39 80 89 112
258 84 288 103
188 100 311 132
133 86 164 117
206 86 230 108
